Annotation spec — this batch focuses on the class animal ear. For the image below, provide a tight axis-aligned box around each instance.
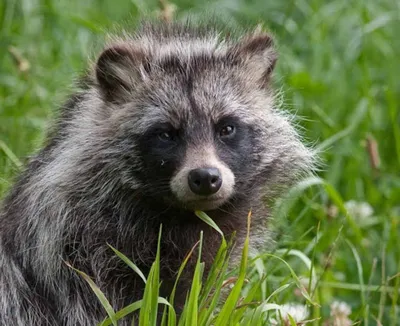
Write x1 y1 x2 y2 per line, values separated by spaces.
95 43 148 102
231 30 278 87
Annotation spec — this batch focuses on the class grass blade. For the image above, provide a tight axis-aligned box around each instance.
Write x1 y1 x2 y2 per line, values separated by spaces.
107 244 147 284
0 140 22 169
138 225 162 326
65 262 117 326
213 211 252 326
184 232 204 326
195 210 225 241
100 300 143 326
346 239 366 324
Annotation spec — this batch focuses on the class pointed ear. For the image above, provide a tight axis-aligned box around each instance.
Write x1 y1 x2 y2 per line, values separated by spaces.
95 43 148 102
230 31 278 88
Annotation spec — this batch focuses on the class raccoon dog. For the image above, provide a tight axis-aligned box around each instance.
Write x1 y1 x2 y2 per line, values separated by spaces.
0 19 314 325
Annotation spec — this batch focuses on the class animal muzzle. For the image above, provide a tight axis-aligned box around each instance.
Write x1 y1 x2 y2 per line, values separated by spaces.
170 146 235 210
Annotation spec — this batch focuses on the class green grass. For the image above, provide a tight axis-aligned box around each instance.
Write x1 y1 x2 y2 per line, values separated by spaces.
1 0 399 324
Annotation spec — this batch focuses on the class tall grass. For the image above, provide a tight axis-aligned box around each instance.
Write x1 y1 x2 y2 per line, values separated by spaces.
74 210 321 325
1 0 399 324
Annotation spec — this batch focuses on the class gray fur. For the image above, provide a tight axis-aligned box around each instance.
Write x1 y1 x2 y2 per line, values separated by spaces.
0 19 315 325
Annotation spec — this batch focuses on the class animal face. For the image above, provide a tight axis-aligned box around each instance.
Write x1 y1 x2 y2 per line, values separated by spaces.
90 23 312 212
118 63 265 210
133 71 257 211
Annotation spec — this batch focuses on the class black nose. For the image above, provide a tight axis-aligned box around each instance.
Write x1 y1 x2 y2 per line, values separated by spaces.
188 168 222 196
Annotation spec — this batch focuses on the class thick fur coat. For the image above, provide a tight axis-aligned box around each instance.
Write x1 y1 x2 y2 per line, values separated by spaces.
0 20 314 325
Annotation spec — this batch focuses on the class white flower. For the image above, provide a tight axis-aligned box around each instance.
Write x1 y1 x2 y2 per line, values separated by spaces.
330 300 352 326
280 303 309 323
344 200 373 220
330 300 351 316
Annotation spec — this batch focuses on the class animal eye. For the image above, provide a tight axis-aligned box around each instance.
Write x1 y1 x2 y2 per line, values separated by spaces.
158 131 174 142
219 125 235 138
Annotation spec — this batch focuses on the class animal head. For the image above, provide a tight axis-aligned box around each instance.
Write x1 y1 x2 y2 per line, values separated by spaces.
65 21 313 212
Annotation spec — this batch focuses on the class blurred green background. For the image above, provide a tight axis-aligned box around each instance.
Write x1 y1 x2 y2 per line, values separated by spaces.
1 0 399 324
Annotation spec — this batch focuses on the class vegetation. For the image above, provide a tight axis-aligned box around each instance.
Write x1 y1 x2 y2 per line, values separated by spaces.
1 0 399 324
